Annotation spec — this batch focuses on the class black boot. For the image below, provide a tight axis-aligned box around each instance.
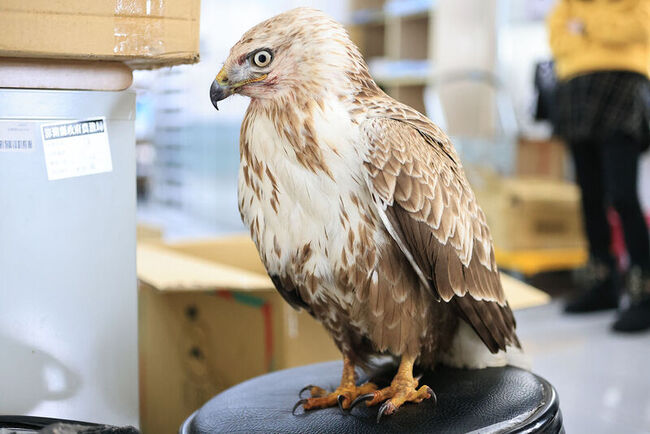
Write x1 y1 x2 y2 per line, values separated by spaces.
565 259 619 313
612 266 650 332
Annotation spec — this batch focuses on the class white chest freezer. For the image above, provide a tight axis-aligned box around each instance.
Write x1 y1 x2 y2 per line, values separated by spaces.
0 89 138 426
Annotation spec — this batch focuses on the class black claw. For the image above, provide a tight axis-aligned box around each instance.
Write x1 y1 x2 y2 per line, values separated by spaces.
292 399 309 415
376 401 394 423
427 387 438 406
349 393 375 410
337 394 347 414
299 384 317 399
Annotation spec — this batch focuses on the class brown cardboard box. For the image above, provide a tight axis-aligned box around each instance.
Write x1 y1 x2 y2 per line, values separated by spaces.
137 235 341 433
516 137 568 180
476 177 586 251
137 234 548 433
0 0 200 69
136 222 164 242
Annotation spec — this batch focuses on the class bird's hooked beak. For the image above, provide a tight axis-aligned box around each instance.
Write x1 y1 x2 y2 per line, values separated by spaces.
210 67 231 111
210 64 269 111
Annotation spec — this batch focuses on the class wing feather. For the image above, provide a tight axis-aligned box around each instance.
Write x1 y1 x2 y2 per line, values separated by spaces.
362 115 519 352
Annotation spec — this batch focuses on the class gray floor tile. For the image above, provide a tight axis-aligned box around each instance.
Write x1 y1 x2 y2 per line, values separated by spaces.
516 301 650 433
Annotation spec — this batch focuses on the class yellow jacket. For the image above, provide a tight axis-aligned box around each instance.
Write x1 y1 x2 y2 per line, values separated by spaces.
547 0 649 80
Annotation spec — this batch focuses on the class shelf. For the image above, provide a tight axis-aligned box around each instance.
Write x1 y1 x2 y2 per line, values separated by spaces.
384 0 435 18
349 0 435 116
350 8 385 25
368 58 432 86
350 0 435 25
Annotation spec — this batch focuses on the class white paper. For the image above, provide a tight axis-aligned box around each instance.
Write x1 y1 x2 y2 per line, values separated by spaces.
41 117 113 181
0 121 35 152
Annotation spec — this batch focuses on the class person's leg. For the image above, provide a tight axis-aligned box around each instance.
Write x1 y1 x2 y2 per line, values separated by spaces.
571 140 615 266
565 138 619 313
600 131 650 331
600 131 650 271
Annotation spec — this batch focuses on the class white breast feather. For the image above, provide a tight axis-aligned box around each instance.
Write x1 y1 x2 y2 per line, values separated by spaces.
238 96 382 309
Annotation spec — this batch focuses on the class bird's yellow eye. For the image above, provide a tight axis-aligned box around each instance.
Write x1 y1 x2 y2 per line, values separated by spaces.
253 50 272 68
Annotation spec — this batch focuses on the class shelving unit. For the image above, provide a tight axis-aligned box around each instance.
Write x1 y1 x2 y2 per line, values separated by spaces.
348 0 435 114
149 67 187 210
348 0 501 137
349 0 514 169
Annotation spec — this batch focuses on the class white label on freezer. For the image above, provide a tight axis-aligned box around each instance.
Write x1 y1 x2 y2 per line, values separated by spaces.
41 117 113 181
0 121 35 152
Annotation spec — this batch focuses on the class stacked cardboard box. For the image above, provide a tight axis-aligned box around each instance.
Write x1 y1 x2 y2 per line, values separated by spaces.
0 0 200 91
0 0 200 69
516 137 568 180
476 177 585 251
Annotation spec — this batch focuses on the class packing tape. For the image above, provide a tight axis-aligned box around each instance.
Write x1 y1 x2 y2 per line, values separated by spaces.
113 0 165 56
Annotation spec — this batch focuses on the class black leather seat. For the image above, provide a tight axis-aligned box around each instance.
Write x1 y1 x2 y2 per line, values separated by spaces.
0 416 138 433
180 361 564 434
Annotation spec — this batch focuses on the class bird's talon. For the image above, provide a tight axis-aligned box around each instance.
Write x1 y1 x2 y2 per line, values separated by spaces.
292 399 308 415
337 394 347 414
298 384 316 399
349 392 375 410
377 400 395 423
427 386 437 405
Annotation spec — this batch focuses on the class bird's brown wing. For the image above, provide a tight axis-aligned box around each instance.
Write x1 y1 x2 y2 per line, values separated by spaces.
362 116 519 353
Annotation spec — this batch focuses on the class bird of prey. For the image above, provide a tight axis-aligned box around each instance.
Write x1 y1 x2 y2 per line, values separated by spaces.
210 7 521 420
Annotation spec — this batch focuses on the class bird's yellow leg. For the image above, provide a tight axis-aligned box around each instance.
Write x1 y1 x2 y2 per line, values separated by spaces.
356 354 435 421
294 355 378 412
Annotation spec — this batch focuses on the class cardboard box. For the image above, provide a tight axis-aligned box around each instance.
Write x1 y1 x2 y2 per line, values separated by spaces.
0 0 200 69
137 234 549 433
137 236 342 433
136 222 164 242
517 137 568 180
476 177 586 251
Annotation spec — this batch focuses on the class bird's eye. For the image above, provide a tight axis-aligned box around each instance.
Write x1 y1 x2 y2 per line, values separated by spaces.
253 50 272 68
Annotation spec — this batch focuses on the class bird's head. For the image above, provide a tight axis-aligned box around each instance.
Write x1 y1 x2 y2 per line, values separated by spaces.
210 7 364 110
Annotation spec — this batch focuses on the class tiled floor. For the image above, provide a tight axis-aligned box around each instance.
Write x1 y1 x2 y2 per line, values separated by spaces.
516 302 650 433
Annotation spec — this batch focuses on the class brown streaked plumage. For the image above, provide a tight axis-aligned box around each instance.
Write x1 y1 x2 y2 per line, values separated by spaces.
362 116 520 353
210 7 522 418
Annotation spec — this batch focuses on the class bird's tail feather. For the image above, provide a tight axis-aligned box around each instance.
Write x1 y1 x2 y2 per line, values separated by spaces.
504 344 531 370
439 321 531 370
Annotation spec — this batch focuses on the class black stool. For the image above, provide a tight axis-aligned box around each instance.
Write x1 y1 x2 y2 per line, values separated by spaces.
0 416 138 433
181 361 563 433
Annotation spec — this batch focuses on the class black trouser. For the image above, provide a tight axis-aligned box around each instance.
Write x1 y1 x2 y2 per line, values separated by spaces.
570 131 650 270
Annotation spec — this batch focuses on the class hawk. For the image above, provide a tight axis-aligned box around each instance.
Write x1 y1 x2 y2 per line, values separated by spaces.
210 7 521 419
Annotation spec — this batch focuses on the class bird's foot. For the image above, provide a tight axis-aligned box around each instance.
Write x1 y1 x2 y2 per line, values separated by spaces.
350 375 435 422
293 382 378 414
